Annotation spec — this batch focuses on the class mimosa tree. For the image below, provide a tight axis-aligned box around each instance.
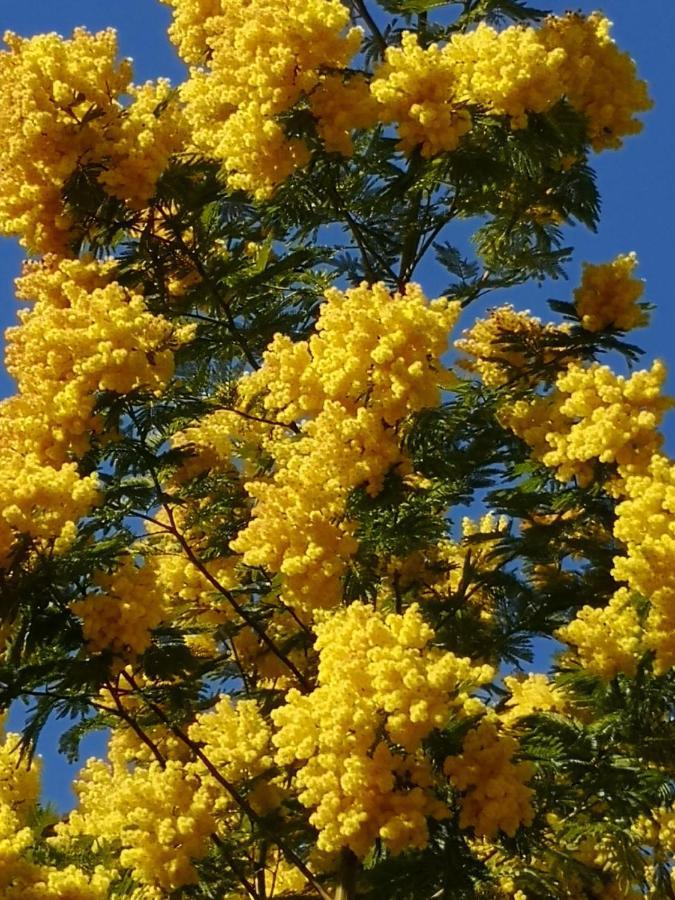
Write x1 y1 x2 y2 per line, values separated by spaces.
0 1 672 897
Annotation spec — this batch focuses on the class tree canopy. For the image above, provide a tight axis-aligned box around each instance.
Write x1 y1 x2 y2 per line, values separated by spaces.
0 1 672 897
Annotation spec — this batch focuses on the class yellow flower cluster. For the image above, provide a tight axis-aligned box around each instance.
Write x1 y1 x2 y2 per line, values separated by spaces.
372 14 650 158
557 588 644 679
538 13 652 151
5 257 190 466
309 74 380 157
175 0 362 197
161 6 648 198
501 673 567 726
0 28 185 253
446 22 568 130
0 446 99 572
272 603 493 856
189 696 273 778
161 0 224 65
0 257 190 571
613 455 675 673
59 757 217 891
371 32 472 157
230 282 460 615
71 557 167 658
444 719 534 838
57 696 274 891
0 724 113 898
574 253 648 332
456 305 569 388
504 360 671 485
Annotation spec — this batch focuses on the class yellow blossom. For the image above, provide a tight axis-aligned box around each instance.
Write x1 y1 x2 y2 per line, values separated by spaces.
0 29 184 252
503 360 671 485
176 0 362 196
574 253 648 332
444 720 534 838
272 603 493 856
71 556 167 658
556 588 644 679
229 282 460 616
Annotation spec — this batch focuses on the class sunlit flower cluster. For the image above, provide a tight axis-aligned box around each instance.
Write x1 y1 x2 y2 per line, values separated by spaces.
501 673 567 726
446 21 568 130
556 588 644 679
538 12 653 151
229 282 459 615
0 28 185 253
55 695 276 891
0 724 113 898
444 719 534 838
503 360 671 485
272 602 493 856
456 305 569 388
574 253 648 332
371 32 472 157
57 757 218 891
71 556 167 658
175 0 362 197
5 256 191 466
613 455 675 673
0 448 99 572
372 13 650 160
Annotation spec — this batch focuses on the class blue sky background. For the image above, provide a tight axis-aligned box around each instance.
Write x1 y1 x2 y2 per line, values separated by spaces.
0 1 673 809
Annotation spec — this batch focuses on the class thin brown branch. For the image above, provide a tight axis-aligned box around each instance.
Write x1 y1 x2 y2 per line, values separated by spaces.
127 410 309 691
104 678 166 768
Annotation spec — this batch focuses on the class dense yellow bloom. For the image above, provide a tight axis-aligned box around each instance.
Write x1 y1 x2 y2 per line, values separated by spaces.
556 588 644 679
58 757 218 891
161 0 224 64
230 282 459 615
273 603 493 856
97 78 186 206
613 455 675 673
444 720 534 838
574 253 648 332
446 21 568 130
371 32 472 157
501 673 567 725
504 360 670 485
371 14 649 158
0 448 99 572
456 305 569 388
538 13 652 151
176 0 361 196
71 557 167 657
188 696 275 798
0 728 40 824
0 29 185 253
0 725 113 898
5 257 191 465
309 74 380 156
56 697 276 891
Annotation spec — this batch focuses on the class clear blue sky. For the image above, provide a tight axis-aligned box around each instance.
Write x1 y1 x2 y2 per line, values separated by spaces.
0 0 673 809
